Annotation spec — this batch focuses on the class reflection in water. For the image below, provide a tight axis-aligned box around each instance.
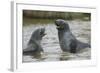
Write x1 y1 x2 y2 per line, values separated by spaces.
31 53 42 59
23 19 91 62
31 53 46 61
59 52 73 61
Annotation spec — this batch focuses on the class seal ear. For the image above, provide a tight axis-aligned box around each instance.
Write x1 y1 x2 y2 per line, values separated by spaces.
69 39 77 53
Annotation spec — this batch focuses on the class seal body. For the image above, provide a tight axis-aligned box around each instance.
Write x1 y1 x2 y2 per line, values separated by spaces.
23 28 46 55
58 29 77 53
55 19 90 53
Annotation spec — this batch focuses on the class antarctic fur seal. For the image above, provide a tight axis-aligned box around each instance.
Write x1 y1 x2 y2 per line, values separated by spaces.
23 28 46 55
55 19 90 53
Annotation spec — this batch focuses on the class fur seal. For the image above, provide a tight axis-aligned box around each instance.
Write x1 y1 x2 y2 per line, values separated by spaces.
55 19 90 53
23 28 46 55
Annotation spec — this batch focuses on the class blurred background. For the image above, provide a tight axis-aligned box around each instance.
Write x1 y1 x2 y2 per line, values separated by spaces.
23 10 91 25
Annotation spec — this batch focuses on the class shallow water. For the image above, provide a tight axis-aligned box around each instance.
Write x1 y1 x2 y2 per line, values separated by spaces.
22 20 91 62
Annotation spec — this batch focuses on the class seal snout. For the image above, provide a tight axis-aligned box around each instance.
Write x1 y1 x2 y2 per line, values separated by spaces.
40 28 46 37
55 19 65 29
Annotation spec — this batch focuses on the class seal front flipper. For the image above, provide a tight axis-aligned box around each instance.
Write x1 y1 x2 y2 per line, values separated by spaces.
28 39 44 52
69 39 77 53
23 40 44 55
23 44 36 55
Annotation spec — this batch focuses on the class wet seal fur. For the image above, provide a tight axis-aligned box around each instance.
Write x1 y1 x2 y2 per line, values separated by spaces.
55 19 90 53
23 28 46 56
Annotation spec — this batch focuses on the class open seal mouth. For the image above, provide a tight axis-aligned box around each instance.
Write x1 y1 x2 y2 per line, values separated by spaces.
56 25 64 29
43 33 46 36
40 32 46 37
